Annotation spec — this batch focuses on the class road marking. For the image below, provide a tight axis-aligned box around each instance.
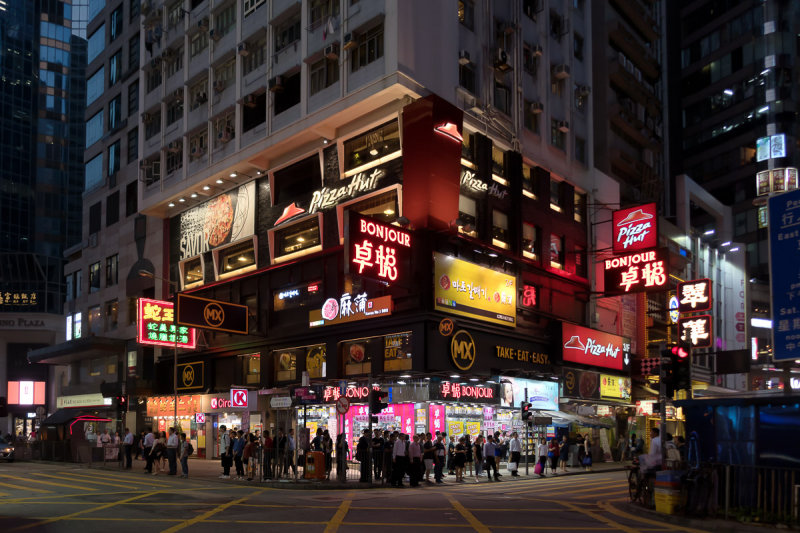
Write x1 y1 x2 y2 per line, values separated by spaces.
0 475 97 492
506 480 624 496
33 473 134 489
0 480 52 494
597 501 710 533
58 470 187 488
573 489 629 499
324 496 352 533
10 490 159 531
559 501 640 533
446 493 490 533
160 488 266 533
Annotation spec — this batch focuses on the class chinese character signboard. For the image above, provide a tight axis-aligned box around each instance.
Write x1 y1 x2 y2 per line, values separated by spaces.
768 188 800 360
678 315 713 348
561 323 631 371
756 167 799 196
612 203 658 253
677 278 712 313
308 292 392 328
137 298 196 348
520 285 537 308
0 291 39 307
346 212 412 285
600 374 631 401
429 381 500 404
433 252 516 327
604 248 669 295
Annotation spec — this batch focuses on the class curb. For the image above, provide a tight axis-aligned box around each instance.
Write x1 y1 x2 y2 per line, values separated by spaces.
614 501 793 532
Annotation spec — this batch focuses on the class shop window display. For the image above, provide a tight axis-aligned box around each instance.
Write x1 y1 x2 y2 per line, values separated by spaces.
340 338 372 376
217 238 256 278
343 119 401 176
273 216 321 259
274 348 297 382
343 189 399 226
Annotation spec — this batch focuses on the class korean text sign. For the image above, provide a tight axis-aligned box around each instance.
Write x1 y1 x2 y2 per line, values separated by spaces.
603 248 669 295
612 203 658 253
347 212 411 284
434 252 516 327
769 189 800 360
562 323 631 371
137 298 196 348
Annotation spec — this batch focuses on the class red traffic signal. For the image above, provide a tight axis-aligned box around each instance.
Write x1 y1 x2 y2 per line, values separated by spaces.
520 401 533 422
670 345 689 359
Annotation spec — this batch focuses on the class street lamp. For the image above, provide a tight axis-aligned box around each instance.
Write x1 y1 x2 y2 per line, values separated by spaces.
139 269 180 438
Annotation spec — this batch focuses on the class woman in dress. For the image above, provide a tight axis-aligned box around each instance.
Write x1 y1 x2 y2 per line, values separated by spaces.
322 430 333 480
464 434 473 478
454 437 466 482
473 435 484 482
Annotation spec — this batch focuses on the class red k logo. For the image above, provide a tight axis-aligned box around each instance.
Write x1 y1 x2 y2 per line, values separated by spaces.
230 389 248 408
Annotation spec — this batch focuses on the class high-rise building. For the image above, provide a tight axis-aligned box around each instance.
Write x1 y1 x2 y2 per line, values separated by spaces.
0 0 85 436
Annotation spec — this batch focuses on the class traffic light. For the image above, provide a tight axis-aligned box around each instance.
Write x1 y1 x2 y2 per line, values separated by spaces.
671 342 692 391
660 347 675 398
114 395 127 412
369 389 388 415
520 401 533 423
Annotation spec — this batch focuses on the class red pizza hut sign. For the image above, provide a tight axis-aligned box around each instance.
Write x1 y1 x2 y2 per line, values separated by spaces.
604 248 669 295
612 203 658 253
347 212 412 284
562 323 631 371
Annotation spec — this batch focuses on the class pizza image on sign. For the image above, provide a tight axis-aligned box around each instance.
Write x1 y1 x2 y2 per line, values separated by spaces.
204 194 234 247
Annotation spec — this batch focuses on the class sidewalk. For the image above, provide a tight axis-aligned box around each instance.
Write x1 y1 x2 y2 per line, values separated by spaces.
611 501 787 533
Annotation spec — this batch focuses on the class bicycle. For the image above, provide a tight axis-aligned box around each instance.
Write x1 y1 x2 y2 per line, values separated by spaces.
627 462 655 508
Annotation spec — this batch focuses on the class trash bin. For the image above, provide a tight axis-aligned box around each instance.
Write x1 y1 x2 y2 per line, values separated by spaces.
304 451 326 480
655 470 683 514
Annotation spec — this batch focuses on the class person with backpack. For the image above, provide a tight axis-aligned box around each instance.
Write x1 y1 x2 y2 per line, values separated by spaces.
179 433 193 478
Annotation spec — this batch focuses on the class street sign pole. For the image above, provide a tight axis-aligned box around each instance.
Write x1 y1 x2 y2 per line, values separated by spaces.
524 388 529 476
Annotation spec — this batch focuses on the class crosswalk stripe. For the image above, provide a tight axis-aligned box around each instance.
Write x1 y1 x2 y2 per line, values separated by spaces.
0 475 95 492
0 481 52 494
33 473 132 489
57 470 186 488
510 481 625 496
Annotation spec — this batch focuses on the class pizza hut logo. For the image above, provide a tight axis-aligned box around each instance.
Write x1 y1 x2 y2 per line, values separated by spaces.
564 335 620 360
612 203 657 253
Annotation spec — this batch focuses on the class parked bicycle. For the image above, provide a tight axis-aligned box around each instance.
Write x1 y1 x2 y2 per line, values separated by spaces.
627 462 655 508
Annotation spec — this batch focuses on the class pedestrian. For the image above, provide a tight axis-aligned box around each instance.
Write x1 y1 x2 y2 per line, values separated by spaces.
151 432 166 475
447 434 455 475
143 427 155 473
382 431 393 485
483 435 500 481
422 433 435 483
243 434 256 480
409 434 422 487
537 438 548 477
547 437 559 475
263 429 274 480
286 428 298 478
392 432 407 487
233 430 246 479
100 428 113 461
311 428 323 451
219 425 232 479
558 435 569 473
113 431 122 463
372 429 384 481
464 434 474 478
576 433 586 465
357 429 370 482
276 429 286 478
584 434 594 471
508 432 521 477
336 432 349 482
434 434 446 484
454 436 466 482
135 430 144 461
322 429 333 480
122 428 134 469
473 435 484 482
179 433 192 478
167 427 179 476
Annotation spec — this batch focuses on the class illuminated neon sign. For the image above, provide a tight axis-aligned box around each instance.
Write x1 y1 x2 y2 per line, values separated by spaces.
612 203 658 253
347 213 411 284
603 248 669 295
136 298 197 348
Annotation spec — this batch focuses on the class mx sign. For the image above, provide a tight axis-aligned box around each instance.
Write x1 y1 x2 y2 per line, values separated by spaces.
230 388 248 408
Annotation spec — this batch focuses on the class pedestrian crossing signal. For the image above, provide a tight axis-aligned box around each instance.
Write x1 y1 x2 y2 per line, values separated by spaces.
520 401 533 422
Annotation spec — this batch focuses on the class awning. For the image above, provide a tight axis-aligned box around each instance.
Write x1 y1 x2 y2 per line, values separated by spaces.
539 410 614 429
28 337 127 365
41 409 91 425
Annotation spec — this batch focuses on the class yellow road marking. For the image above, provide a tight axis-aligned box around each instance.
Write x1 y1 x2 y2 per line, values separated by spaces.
324 492 353 533
160 488 266 533
559 501 640 533
0 480 52 494
573 489 629 499
507 480 624 496
10 490 159 531
597 501 710 533
58 470 187 488
0 475 96 492
446 493 490 533
33 473 133 489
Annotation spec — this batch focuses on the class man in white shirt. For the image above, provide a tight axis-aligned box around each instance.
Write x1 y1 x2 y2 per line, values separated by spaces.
508 432 522 476
143 428 155 473
219 425 231 478
639 427 662 471
392 432 408 487
286 428 297 477
123 428 134 469
483 436 500 481
166 428 179 475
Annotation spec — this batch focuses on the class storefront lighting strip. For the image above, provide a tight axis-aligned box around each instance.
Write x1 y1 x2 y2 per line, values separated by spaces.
342 150 402 178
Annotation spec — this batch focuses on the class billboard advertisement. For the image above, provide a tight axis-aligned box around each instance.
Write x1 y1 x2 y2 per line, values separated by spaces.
561 323 631 371
499 377 558 410
612 203 658 253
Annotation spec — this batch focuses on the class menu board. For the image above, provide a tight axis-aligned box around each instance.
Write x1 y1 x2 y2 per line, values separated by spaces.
384 332 412 371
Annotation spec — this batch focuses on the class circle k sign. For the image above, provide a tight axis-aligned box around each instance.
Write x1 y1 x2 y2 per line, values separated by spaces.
230 388 248 408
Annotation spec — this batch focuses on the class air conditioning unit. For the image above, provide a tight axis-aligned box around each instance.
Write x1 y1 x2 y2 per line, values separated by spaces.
218 127 233 143
139 159 152 169
268 76 283 92
577 84 591 97
553 63 570 79
531 44 543 57
458 50 470 65
197 18 209 31
237 42 249 56
557 120 570 132
324 42 339 60
209 29 221 41
494 48 511 72
213 80 226 93
342 31 358 51
141 112 152 123
168 141 181 153
243 94 257 108
530 101 544 114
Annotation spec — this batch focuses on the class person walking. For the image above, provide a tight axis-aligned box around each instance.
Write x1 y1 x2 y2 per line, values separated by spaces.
382 431 393 485
179 433 192 478
233 430 246 480
584 434 594 471
276 429 286 478
263 429 274 480
286 428 298 478
408 434 422 487
122 428 134 469
559 435 569 473
537 438 548 478
322 429 333 480
336 432 349 482
243 434 256 481
454 436 466 482
434 434 446 484
473 435 484 482
508 432 521 477
357 429 370 482
447 434 456 475
143 427 155 473
483 435 500 481
372 429 384 481
391 432 408 487
151 432 166 475
422 433 435 483
219 425 232 479
464 434 474 478
166 428 179 476
547 437 559 475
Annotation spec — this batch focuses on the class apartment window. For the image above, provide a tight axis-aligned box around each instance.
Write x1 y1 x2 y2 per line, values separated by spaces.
523 0 538 20
551 76 564 97
89 262 101 292
309 57 338 95
130 0 140 21
550 10 563 41
66 270 81 301
144 111 160 139
305 346 326 379
109 50 122 86
242 93 266 132
492 210 509 249
274 217 321 259
458 0 474 30
127 127 138 163
351 24 383 73
142 157 160 186
125 180 138 216
522 223 539 260
273 349 296 382
273 155 322 204
86 155 104 191
345 189 400 225
215 4 235 36
573 33 584 61
550 234 564 269
242 352 260 384
342 119 400 174
494 81 510 115
167 1 184 28
274 15 301 53
146 66 162 93
190 30 208 57
87 67 104 106
106 254 119 286
574 85 588 112
214 113 234 147
218 239 256 278
523 44 539 76
575 137 587 165
87 24 105 63
189 130 208 159
522 164 537 199
165 47 183 78
86 111 104 148
88 306 102 335
462 131 475 162
574 190 587 223
574 244 587 278
309 0 339 29
165 142 183 174
458 194 478 238
243 37 267 75
190 78 208 109
244 0 266 17
491 145 506 182
166 98 183 125
550 177 562 211
274 71 301 115
550 119 566 151
523 100 540 133
110 5 123 41
109 94 122 130
459 62 475 93
128 80 139 116
105 300 119 331
214 59 235 88
108 140 120 178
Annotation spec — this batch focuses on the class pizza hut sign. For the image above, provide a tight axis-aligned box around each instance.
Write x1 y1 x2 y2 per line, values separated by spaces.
561 323 631 371
612 203 658 253
177 182 256 260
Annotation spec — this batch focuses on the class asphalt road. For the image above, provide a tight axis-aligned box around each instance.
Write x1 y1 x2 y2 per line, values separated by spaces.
0 461 710 532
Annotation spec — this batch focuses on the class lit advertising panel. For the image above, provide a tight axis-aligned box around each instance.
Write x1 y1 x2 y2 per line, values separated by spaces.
612 203 658 253
678 315 713 349
499 377 558 410
677 278 712 313
308 292 392 328
8 381 46 405
346 212 412 285
137 298 197 348
600 374 632 401
603 248 669 295
433 252 516 327
561 323 631 371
